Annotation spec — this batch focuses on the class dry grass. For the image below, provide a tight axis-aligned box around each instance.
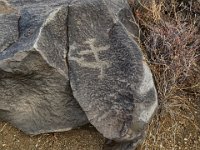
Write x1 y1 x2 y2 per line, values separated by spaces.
131 0 200 149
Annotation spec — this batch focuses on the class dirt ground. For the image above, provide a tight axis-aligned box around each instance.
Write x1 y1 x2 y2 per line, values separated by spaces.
0 123 105 150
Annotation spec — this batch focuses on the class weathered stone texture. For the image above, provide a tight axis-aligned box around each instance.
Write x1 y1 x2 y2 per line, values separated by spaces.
0 1 19 52
0 0 158 149
0 1 88 135
68 0 158 148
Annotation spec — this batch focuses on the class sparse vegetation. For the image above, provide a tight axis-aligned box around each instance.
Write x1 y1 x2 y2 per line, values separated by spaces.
131 0 200 149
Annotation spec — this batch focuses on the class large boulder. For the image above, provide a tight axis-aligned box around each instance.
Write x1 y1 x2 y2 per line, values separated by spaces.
0 0 158 149
68 0 158 149
0 0 88 135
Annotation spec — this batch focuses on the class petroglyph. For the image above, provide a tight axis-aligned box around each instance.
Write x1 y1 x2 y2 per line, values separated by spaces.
69 39 110 79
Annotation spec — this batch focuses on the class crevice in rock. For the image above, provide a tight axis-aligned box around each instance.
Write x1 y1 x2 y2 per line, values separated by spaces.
66 5 70 72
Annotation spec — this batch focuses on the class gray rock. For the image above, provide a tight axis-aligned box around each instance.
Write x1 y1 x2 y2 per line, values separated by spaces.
0 0 158 149
0 1 88 135
0 1 19 52
68 0 158 147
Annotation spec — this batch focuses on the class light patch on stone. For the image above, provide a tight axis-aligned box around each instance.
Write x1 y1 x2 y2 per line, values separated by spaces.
52 128 73 133
43 7 62 26
138 99 158 122
0 52 28 72
139 62 154 95
13 52 28 61
33 7 62 49
97 110 111 122
135 62 158 123
69 38 110 79
33 7 67 78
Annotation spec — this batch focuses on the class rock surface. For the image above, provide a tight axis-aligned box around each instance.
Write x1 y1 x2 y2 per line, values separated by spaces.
0 1 19 52
0 0 88 135
0 0 158 149
68 0 158 148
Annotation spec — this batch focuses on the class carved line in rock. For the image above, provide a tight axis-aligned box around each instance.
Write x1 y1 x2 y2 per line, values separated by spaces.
69 38 110 79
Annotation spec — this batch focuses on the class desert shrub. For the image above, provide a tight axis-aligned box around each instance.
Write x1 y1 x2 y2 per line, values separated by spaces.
130 0 200 149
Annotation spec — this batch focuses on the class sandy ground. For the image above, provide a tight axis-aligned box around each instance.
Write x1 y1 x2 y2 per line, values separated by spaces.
0 123 105 150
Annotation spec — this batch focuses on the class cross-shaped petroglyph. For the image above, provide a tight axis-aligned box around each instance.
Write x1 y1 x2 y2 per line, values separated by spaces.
69 38 110 79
